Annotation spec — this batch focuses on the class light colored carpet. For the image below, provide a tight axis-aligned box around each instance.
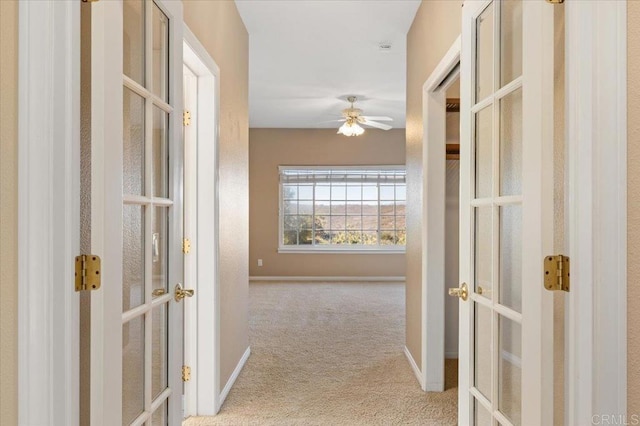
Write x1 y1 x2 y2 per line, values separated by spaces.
184 282 458 426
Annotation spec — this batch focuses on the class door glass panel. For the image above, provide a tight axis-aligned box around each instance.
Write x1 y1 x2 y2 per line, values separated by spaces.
123 0 145 85
152 3 169 101
123 205 145 311
474 303 492 400
500 205 522 312
475 207 492 298
152 304 168 399
476 2 494 102
152 207 168 294
152 107 169 198
475 398 493 426
500 0 523 87
475 106 493 199
122 316 145 425
151 399 168 426
468 0 525 423
123 88 145 196
500 88 523 196
121 0 174 424
499 316 522 425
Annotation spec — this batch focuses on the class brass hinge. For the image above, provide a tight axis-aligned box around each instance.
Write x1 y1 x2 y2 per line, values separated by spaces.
183 110 191 126
75 255 102 291
546 0 564 3
182 365 191 382
183 238 191 254
544 255 570 292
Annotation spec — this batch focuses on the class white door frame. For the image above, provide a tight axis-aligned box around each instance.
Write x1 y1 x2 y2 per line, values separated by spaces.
565 1 627 423
183 25 222 416
420 36 461 392
18 1 80 425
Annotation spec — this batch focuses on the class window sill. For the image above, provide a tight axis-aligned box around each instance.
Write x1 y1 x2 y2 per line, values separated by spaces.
277 247 406 255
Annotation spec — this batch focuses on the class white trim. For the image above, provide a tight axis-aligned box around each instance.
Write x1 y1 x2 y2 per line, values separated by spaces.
420 35 461 393
277 248 405 254
217 347 251 412
520 3 556 424
565 1 627 423
404 346 425 389
183 24 222 417
18 1 80 425
249 276 405 282
278 165 405 172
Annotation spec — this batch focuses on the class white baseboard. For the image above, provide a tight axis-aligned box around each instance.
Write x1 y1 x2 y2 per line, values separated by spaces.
249 276 405 282
445 351 458 359
217 346 250 411
404 346 425 390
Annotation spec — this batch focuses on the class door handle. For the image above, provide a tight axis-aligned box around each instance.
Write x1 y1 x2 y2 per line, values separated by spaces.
174 283 195 302
448 282 468 301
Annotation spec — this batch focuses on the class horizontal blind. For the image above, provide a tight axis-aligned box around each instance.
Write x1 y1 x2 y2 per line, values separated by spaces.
280 168 406 184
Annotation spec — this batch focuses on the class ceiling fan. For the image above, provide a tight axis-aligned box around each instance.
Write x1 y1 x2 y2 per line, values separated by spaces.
332 96 393 136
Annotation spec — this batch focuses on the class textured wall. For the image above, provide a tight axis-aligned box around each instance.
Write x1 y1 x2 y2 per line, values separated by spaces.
405 0 462 369
183 0 250 388
628 0 640 416
0 1 18 424
249 128 406 278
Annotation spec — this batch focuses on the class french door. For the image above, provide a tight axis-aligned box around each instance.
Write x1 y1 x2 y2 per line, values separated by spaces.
454 0 555 425
89 0 185 424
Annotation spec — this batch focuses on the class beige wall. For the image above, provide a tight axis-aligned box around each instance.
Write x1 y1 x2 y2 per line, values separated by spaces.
628 1 640 416
249 128 406 278
183 0 250 387
405 0 462 368
0 1 18 424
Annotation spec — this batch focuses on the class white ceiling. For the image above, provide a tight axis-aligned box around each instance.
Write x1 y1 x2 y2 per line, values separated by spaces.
235 0 421 129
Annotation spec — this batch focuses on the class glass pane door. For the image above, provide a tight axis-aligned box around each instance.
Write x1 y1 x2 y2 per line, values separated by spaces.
470 1 523 425
122 1 173 424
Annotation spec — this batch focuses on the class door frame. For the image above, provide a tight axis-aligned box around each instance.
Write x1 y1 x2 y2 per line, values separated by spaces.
565 1 627 423
182 25 222 416
420 36 461 392
17 1 80 425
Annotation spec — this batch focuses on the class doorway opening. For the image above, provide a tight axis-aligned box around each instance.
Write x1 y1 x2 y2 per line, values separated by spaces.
420 36 460 392
444 78 461 366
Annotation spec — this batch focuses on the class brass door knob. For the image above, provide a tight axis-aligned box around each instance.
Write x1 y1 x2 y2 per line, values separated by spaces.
448 283 468 301
174 283 195 302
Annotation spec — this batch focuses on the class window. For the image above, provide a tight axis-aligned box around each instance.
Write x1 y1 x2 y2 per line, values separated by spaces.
279 166 406 252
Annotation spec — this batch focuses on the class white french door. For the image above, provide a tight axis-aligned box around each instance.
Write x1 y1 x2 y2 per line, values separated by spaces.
455 0 555 425
89 0 184 424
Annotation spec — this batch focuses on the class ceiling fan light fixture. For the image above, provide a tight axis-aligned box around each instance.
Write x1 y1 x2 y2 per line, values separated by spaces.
337 120 365 137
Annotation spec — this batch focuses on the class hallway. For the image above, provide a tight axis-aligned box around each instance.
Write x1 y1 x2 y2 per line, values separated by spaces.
185 282 458 425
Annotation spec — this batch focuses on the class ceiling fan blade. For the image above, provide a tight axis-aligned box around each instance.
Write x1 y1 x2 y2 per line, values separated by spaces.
318 119 346 124
362 119 393 131
361 116 393 122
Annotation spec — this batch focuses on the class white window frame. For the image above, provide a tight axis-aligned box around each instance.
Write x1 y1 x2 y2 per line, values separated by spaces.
278 165 406 254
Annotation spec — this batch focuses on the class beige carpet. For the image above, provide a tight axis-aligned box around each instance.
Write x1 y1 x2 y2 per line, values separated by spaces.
184 282 458 426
